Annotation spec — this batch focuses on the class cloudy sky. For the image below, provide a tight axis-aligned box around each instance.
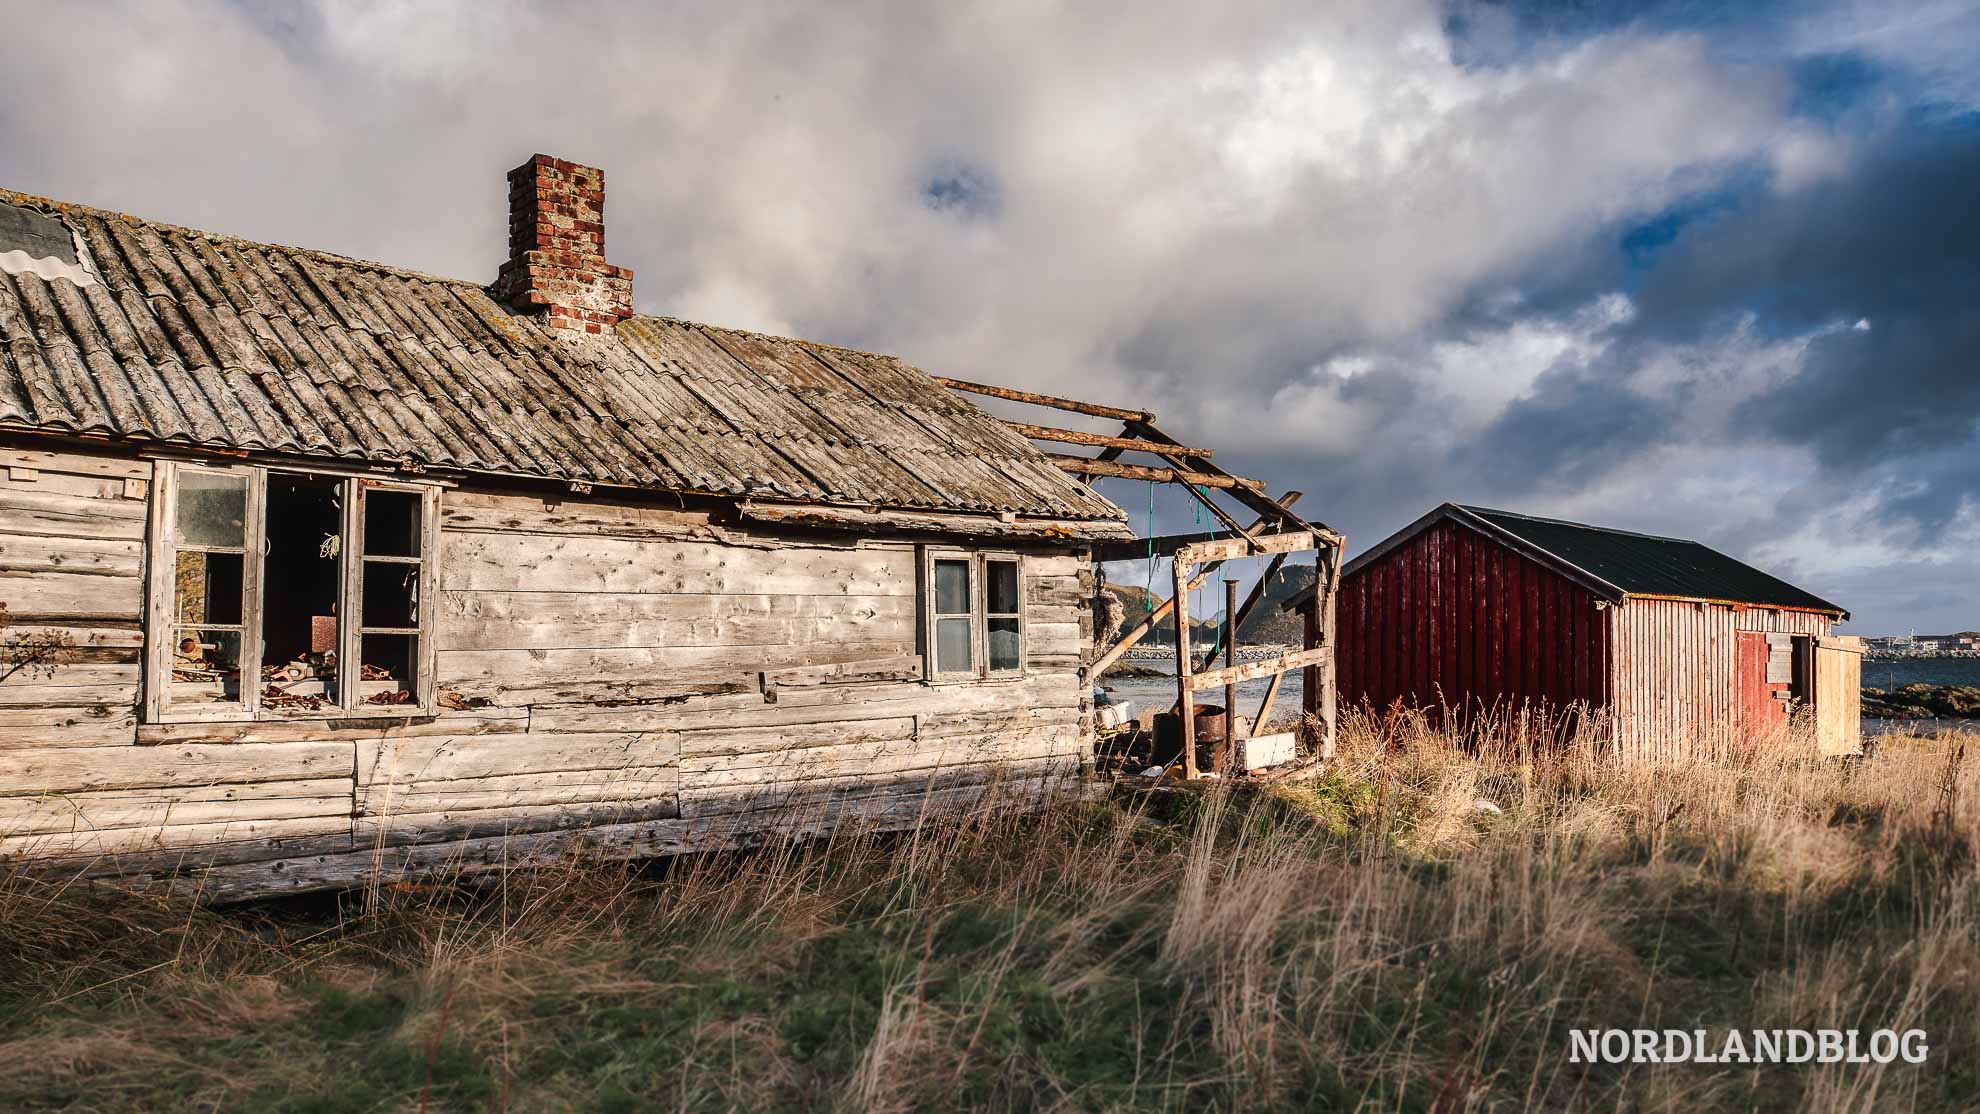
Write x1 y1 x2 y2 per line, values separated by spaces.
3 0 1976 632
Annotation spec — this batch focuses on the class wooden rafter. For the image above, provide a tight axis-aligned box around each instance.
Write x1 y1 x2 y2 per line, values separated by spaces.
932 376 1152 423
1047 454 1263 491
1002 421 1214 459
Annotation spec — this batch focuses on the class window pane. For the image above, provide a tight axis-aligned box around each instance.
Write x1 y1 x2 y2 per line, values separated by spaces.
175 471 247 547
175 550 243 626
170 628 243 706
987 560 1019 615
359 633 418 706
934 559 970 615
362 560 420 629
364 489 421 557
988 617 1021 671
935 616 972 674
262 473 342 675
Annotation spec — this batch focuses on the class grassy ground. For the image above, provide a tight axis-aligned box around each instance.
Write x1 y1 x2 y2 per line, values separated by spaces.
2 716 1976 1112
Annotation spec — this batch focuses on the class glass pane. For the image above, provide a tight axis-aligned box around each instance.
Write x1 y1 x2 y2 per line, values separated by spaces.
262 472 342 676
935 616 972 674
934 559 970 615
987 560 1019 615
988 617 1021 671
174 550 243 626
362 560 420 629
175 471 247 547
170 628 243 706
364 489 421 557
359 633 418 706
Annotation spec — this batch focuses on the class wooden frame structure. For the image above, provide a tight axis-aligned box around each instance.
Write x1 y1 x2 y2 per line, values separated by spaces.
934 377 1345 776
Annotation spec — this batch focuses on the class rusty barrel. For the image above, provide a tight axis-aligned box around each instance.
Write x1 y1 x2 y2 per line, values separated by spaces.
1151 704 1227 768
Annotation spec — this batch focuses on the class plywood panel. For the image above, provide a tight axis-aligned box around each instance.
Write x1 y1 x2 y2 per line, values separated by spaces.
1814 636 1863 756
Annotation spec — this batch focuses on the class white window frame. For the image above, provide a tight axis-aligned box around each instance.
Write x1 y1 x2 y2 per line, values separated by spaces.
144 460 441 722
920 547 1026 683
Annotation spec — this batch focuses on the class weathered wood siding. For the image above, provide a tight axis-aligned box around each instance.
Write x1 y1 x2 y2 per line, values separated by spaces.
1607 601 1833 756
1335 519 1609 725
0 454 1095 889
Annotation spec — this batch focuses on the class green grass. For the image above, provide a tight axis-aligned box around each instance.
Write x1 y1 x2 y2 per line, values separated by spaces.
1 720 1976 1112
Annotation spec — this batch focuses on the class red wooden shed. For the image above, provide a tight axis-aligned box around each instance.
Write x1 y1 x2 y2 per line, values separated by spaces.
1287 504 1862 756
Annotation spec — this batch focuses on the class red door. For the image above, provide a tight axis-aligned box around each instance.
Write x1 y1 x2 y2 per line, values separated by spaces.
1736 631 1790 739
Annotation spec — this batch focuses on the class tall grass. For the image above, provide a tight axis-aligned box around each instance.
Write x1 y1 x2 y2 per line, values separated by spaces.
1 715 1974 1112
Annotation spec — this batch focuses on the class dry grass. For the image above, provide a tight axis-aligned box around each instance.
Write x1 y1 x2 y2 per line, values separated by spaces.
1 715 1975 1112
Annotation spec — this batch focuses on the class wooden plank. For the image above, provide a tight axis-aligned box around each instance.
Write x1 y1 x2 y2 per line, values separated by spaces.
438 643 905 704
1 779 353 836
1175 531 1314 566
677 717 918 760
1 814 351 862
166 774 1079 901
738 501 1132 542
681 730 1079 789
441 534 911 596
137 711 528 746
1173 554 1196 779
0 448 151 481
357 732 678 788
681 756 1079 818
0 485 148 540
0 534 143 576
440 489 716 538
0 741 353 796
1000 421 1212 459
439 591 914 652
0 569 142 622
1046 454 1262 491
930 376 1150 422
527 672 1081 734
1188 647 1331 693
0 708 137 749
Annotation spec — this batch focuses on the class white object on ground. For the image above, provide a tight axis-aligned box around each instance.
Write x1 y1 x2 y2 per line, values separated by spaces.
1471 800 1503 816
1235 732 1296 771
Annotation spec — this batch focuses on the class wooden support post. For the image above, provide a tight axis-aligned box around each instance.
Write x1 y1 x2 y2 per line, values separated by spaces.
1220 579 1238 773
1254 669 1285 735
1174 556 1196 780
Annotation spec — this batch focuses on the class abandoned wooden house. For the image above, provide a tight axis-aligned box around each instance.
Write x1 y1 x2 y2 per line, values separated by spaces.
0 155 1337 898
1285 503 1861 756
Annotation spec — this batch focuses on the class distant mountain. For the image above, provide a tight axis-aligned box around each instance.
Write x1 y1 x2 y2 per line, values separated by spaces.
1099 563 1317 647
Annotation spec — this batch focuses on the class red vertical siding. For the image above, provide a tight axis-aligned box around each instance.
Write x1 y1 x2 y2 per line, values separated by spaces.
1333 521 1611 726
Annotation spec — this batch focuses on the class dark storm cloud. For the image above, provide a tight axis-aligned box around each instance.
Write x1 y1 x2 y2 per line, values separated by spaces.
1 0 1975 629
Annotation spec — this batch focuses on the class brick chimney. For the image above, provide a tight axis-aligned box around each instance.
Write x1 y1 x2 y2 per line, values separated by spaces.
493 155 633 333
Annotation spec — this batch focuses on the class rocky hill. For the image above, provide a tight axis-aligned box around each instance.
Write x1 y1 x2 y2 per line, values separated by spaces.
1099 563 1317 646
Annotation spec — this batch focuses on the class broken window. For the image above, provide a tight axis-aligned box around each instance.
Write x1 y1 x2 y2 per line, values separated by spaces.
166 470 248 709
922 549 1025 682
148 463 436 720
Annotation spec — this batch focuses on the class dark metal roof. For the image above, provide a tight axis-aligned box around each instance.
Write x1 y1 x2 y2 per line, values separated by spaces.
1458 506 1845 615
0 187 1128 531
1304 502 1846 617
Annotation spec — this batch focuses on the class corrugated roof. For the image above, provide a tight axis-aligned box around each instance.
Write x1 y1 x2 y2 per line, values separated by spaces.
0 187 1127 527
1458 506 1846 615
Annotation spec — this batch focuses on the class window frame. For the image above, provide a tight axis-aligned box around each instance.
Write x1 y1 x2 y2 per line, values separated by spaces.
919 547 1026 684
144 460 441 722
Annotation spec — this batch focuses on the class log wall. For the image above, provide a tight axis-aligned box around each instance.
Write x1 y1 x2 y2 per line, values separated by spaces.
0 450 1096 894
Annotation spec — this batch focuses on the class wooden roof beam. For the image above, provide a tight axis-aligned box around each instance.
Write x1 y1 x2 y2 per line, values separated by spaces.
1046 454 1262 491
933 376 1152 423
1002 421 1212 459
